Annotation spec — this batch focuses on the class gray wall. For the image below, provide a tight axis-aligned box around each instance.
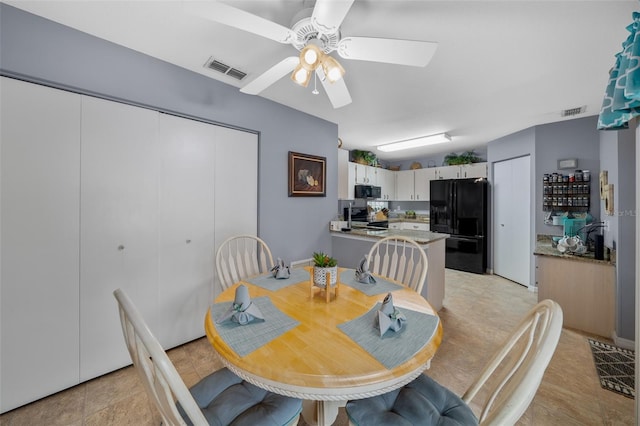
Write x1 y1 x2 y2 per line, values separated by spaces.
600 126 636 341
0 4 338 263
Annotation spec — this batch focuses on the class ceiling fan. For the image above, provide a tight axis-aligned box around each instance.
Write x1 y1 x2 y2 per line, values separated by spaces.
187 0 438 108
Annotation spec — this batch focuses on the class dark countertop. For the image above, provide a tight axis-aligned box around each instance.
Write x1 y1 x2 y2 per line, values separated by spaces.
533 235 615 266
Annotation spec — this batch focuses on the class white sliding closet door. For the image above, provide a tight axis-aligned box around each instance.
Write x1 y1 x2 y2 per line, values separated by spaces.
80 96 160 380
157 114 216 348
213 127 258 297
1 78 81 412
493 156 531 286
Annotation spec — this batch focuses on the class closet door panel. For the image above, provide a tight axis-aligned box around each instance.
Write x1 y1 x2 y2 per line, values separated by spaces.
80 96 159 380
157 114 216 348
213 127 258 296
0 78 81 412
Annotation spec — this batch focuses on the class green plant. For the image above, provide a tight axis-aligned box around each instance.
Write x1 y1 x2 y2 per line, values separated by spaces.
313 252 337 267
351 149 378 166
443 150 482 166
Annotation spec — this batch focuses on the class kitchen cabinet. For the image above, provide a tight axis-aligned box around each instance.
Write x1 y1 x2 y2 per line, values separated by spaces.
435 163 487 179
354 162 376 184
1 78 82 412
402 222 430 231
377 167 396 200
536 255 614 338
395 168 436 201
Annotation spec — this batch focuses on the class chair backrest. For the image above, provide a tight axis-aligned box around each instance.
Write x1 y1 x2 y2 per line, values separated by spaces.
215 235 274 290
462 299 563 425
113 289 206 426
367 236 428 293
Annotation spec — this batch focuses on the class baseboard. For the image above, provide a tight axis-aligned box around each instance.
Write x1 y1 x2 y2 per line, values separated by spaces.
528 285 538 293
613 333 636 350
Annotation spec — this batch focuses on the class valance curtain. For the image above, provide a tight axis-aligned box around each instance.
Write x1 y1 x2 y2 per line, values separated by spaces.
598 11 640 130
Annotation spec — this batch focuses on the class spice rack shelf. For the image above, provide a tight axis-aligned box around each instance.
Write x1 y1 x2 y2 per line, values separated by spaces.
542 174 590 212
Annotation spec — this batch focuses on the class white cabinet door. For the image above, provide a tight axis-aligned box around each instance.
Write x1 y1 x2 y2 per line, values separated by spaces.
460 162 487 178
435 165 460 179
366 165 378 185
414 168 436 200
1 78 81 412
396 170 415 200
80 96 160 381
338 149 349 199
388 223 402 230
354 163 369 184
347 162 356 199
214 127 258 297
376 168 394 200
157 114 216 348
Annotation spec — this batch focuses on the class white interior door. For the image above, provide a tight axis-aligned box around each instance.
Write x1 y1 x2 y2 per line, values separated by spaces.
493 156 531 286
157 113 216 348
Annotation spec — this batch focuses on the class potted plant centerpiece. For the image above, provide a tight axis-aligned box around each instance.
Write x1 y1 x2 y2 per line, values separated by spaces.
312 252 338 288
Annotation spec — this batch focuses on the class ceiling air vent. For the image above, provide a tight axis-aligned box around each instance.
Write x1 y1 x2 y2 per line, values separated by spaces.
204 57 247 81
561 106 586 117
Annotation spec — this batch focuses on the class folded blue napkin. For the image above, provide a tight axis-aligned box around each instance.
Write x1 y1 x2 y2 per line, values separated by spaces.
216 284 265 325
270 257 291 279
355 255 376 284
375 293 406 337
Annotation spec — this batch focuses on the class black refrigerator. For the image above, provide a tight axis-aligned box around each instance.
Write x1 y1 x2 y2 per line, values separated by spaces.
430 178 488 274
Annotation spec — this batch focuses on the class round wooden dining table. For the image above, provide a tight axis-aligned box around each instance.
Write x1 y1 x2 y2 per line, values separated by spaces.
204 267 442 426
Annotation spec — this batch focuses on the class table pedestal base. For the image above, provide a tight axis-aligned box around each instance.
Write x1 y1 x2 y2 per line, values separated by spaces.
301 400 345 426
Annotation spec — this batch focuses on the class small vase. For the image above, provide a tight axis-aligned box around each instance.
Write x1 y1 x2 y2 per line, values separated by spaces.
313 266 338 288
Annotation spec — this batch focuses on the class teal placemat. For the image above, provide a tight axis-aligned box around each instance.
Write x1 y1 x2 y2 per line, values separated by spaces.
210 297 299 356
338 303 439 369
243 268 310 291
339 269 404 296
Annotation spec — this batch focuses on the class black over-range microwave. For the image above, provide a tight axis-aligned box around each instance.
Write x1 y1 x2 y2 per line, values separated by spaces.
354 185 381 199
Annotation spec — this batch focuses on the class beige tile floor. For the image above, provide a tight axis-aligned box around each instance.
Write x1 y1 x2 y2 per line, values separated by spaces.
1 269 635 425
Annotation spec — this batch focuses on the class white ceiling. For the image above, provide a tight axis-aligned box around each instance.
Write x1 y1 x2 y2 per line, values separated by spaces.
5 0 637 162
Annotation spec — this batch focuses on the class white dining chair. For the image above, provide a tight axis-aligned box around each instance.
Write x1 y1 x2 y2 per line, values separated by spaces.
113 288 302 426
345 299 563 425
215 235 274 290
367 236 428 293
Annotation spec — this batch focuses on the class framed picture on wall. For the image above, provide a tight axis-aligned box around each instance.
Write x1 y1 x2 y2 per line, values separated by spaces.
288 151 326 197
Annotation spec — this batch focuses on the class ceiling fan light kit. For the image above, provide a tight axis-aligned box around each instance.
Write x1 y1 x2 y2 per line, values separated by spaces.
377 133 452 152
193 0 437 108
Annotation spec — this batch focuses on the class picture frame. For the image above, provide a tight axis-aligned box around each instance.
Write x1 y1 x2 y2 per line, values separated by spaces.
288 151 326 197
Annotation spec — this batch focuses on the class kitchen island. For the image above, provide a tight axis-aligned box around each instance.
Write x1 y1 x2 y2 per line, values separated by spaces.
331 228 448 310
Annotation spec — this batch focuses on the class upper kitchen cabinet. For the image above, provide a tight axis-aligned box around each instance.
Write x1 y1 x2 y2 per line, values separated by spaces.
377 167 396 200
355 162 377 184
396 168 436 201
435 163 487 179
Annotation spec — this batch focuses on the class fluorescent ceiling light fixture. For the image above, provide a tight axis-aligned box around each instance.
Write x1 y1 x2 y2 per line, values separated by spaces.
377 133 451 152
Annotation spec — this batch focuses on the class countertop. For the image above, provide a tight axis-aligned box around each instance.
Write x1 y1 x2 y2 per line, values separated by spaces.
331 228 447 245
533 235 615 266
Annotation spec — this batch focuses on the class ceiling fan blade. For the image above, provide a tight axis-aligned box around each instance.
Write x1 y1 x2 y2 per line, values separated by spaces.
184 1 295 44
311 0 355 35
318 69 352 109
337 37 438 67
240 57 299 95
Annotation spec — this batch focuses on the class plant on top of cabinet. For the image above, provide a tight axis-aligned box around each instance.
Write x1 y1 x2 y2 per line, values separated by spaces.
351 149 378 166
443 150 482 165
